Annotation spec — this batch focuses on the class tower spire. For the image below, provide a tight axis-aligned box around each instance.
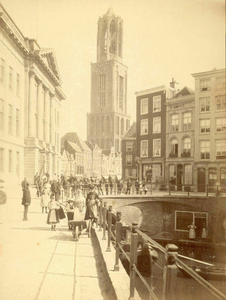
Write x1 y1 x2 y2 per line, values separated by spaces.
105 6 114 16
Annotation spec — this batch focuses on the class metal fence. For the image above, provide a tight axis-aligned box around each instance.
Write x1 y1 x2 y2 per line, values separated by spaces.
96 202 226 300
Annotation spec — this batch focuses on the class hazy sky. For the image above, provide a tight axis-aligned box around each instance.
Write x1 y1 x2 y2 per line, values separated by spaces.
2 0 225 138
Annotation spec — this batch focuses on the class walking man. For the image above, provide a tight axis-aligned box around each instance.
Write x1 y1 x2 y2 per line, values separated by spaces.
21 178 31 221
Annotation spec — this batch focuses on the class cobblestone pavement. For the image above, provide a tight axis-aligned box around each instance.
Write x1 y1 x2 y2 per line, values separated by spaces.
0 193 104 300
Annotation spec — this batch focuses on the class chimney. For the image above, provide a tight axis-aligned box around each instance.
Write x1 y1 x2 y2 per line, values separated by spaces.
170 77 178 89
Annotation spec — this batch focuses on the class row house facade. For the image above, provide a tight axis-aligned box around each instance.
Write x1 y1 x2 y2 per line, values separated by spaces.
121 122 137 180
165 86 195 190
135 69 225 192
0 4 66 185
136 86 170 183
62 140 84 177
61 132 122 179
192 68 226 192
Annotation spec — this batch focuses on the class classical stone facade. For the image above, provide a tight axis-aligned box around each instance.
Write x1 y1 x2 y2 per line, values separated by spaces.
192 68 226 192
0 4 66 185
87 8 130 153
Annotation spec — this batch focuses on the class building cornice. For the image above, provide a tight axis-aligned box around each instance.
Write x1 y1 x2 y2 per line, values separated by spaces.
192 68 225 78
135 85 166 97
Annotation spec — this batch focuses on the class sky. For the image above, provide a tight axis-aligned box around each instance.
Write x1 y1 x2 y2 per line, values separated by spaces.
1 0 225 139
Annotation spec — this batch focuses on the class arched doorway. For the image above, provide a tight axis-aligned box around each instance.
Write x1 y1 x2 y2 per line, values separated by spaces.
177 164 183 191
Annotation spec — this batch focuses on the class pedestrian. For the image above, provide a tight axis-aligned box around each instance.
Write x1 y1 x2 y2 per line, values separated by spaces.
117 180 121 195
142 181 148 195
46 194 62 231
109 181 113 195
85 185 101 229
66 199 74 230
73 189 86 234
21 178 31 221
97 180 103 195
41 179 51 213
135 180 139 194
105 180 109 195
126 180 131 194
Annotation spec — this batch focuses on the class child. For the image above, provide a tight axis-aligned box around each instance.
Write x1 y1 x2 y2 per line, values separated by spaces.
46 194 61 231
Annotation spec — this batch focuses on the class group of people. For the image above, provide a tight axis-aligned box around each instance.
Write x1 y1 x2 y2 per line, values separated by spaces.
22 176 102 234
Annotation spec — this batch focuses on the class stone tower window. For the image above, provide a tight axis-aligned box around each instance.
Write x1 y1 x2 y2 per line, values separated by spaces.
119 76 124 111
98 75 106 107
110 20 116 54
118 23 122 57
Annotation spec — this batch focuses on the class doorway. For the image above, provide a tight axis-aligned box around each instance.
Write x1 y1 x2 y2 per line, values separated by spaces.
198 168 206 192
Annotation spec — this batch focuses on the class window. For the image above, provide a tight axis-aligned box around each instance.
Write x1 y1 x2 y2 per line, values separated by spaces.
216 95 226 111
57 111 59 127
16 74 20 96
200 119 210 133
216 140 226 158
153 95 161 112
175 211 208 232
98 75 106 107
9 67 13 90
200 79 210 92
8 104 12 134
141 140 148 157
216 77 225 90
0 99 4 130
220 168 226 186
57 134 59 152
170 138 178 156
183 137 191 154
0 59 4 83
126 142 133 152
141 119 148 135
0 148 4 172
9 150 12 172
141 98 148 115
49 124 51 143
126 155 132 166
153 139 161 157
119 76 124 111
209 168 217 186
184 165 192 185
183 112 191 130
169 165 176 184
16 152 20 175
216 117 226 132
153 117 161 133
16 109 20 136
200 140 210 159
200 98 210 112
171 114 178 132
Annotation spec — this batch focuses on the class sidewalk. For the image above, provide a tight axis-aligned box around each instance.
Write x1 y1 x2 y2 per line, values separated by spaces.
0 196 104 300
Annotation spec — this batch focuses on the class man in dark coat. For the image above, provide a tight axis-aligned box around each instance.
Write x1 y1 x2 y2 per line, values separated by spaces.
126 180 132 195
21 178 31 221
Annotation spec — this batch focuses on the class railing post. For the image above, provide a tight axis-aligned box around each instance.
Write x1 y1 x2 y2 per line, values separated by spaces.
206 184 208 197
106 205 112 252
114 212 122 271
129 222 138 300
98 201 102 232
162 244 178 300
102 202 107 240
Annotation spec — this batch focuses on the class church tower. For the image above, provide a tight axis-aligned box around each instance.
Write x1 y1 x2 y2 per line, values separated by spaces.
87 8 130 153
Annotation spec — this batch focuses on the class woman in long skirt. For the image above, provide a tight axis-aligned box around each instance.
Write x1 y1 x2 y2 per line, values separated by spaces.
46 194 61 231
84 185 101 229
41 180 51 213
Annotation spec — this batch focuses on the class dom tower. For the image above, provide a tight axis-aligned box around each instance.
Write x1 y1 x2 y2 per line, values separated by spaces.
87 8 130 153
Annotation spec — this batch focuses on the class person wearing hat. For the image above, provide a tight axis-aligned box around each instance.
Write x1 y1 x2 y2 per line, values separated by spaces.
84 185 101 229
21 178 31 221
66 199 75 230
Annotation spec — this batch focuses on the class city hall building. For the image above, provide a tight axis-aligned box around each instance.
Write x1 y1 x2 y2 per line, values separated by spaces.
0 4 66 185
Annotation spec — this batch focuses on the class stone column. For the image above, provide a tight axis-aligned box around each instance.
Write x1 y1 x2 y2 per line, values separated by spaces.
44 88 50 144
50 95 55 146
37 81 43 140
28 71 35 137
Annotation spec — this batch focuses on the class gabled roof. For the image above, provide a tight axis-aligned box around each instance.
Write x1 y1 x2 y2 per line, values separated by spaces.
122 122 136 139
61 132 91 152
105 6 114 16
34 48 62 83
174 86 194 97
67 141 83 153
85 141 102 151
